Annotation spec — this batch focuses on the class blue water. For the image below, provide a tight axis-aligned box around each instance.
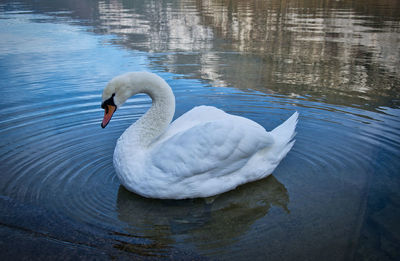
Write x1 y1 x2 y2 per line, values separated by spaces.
1 0 400 260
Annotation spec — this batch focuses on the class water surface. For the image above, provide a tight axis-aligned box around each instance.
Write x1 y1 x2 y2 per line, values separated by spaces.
1 0 400 260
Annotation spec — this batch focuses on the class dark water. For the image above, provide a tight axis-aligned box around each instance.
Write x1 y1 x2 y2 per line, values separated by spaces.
1 0 400 260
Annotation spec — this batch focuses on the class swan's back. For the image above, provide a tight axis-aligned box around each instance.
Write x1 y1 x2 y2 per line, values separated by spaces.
155 106 230 143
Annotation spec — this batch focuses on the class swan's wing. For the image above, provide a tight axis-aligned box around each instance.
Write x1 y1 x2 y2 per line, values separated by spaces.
172 106 229 125
157 106 230 143
149 114 274 179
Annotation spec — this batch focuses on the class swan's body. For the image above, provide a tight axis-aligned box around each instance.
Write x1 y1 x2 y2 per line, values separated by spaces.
101 72 298 199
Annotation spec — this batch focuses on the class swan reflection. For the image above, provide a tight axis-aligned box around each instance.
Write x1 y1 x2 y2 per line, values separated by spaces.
115 175 288 255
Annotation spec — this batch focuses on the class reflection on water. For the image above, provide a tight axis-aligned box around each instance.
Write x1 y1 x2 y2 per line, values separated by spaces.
92 0 400 110
1 0 400 260
116 176 288 256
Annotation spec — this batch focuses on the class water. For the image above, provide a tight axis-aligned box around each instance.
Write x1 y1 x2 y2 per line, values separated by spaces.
1 0 399 260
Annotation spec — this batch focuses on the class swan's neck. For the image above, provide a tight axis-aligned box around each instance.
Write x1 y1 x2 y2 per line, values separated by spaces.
122 76 175 147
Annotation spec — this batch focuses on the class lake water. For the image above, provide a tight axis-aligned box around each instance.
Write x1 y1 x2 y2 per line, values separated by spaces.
1 0 399 260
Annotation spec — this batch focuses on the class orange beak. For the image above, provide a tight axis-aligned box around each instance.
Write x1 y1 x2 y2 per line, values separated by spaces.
101 104 116 128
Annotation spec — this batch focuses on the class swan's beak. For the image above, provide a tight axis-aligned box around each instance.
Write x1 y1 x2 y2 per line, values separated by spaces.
101 104 116 128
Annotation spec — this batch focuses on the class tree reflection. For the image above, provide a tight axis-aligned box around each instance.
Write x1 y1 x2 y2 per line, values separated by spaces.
6 0 399 110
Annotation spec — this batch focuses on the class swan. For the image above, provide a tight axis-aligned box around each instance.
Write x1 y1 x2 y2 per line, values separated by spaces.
101 72 298 199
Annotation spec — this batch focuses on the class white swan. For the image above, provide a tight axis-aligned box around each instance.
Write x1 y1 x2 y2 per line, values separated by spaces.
101 72 298 199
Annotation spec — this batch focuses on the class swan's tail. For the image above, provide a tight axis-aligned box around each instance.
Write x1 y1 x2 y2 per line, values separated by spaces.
269 111 299 162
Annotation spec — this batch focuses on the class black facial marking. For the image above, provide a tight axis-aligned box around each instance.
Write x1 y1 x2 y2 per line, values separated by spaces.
101 93 116 111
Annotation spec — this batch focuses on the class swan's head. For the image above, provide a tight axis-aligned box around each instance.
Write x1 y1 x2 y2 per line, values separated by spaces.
101 73 139 128
101 72 174 128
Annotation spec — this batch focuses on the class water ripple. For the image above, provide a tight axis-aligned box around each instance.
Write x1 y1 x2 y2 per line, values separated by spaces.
1 2 400 259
